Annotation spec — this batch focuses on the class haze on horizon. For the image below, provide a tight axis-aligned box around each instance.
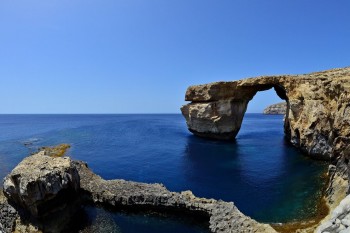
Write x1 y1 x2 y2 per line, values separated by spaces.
1 0 349 114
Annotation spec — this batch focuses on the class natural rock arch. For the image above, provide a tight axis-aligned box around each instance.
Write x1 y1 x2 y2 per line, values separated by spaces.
181 81 289 139
181 67 350 161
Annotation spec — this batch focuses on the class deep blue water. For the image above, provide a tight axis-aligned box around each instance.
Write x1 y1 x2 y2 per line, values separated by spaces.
0 114 327 230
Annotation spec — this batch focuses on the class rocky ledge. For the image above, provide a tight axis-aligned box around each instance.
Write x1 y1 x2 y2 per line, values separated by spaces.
263 102 287 115
3 151 80 218
181 66 350 161
0 146 275 233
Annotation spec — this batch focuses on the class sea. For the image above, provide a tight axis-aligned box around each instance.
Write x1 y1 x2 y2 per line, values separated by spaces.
0 114 327 232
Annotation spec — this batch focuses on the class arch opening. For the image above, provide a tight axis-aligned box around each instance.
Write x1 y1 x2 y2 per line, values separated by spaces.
181 82 291 142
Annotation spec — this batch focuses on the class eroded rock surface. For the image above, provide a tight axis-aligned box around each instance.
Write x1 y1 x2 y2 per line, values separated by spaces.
0 191 18 233
181 67 350 161
3 151 80 218
317 194 350 233
74 160 275 233
263 102 286 115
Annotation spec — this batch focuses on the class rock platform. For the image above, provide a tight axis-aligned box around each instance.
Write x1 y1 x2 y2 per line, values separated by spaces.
0 148 275 233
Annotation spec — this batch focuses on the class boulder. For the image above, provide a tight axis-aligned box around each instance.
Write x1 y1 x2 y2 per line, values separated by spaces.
3 151 80 218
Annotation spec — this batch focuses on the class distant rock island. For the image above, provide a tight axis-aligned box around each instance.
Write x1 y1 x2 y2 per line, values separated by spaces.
263 102 286 115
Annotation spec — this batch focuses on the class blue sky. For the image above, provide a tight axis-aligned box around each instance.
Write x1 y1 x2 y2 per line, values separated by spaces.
0 0 349 113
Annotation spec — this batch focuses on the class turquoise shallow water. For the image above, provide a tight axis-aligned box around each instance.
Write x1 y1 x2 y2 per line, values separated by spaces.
0 114 327 230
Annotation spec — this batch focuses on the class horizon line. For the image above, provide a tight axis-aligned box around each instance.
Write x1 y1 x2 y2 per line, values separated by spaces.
0 112 265 115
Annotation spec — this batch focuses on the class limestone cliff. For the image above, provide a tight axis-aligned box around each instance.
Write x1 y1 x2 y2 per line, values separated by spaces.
181 67 350 161
263 102 286 115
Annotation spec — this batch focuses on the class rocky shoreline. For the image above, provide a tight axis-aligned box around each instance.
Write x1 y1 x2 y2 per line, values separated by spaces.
0 145 348 233
0 146 275 233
